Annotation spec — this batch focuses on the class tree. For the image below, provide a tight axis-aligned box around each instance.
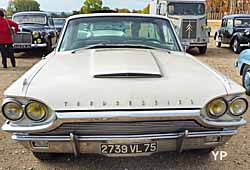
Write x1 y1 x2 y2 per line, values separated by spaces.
117 8 131 13
7 0 40 16
142 4 150 14
102 6 111 11
72 10 80 15
80 0 103 14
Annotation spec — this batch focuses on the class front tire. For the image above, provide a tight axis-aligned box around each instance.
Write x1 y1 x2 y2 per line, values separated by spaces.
232 38 242 54
45 39 53 55
215 35 222 47
199 46 207 54
242 65 250 95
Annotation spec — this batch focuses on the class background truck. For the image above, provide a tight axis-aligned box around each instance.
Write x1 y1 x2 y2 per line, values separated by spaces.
150 0 209 54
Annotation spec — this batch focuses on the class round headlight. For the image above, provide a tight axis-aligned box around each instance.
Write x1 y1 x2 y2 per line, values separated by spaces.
32 31 40 38
2 101 24 121
37 38 42 44
229 98 248 116
25 102 48 121
207 98 228 118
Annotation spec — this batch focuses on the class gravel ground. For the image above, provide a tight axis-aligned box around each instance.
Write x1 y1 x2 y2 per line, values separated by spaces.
0 38 250 170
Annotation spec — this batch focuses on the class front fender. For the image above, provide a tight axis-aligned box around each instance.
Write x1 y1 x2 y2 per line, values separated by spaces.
230 33 241 44
238 49 250 75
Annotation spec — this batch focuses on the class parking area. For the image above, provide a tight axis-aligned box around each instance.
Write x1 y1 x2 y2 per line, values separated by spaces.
0 34 250 169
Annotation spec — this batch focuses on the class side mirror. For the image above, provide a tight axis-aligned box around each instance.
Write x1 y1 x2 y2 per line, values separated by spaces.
182 42 190 52
158 2 167 15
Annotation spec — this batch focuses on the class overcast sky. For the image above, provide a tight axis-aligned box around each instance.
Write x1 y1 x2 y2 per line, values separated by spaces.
0 0 150 12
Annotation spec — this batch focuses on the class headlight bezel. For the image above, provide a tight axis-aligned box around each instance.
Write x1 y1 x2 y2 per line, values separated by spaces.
207 98 228 118
24 101 48 122
32 31 40 39
1 100 24 121
229 97 248 116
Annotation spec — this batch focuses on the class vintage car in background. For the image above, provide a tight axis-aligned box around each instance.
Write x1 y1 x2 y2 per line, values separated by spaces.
53 18 66 34
215 14 250 54
12 12 58 55
235 49 250 95
1 13 248 160
150 0 210 54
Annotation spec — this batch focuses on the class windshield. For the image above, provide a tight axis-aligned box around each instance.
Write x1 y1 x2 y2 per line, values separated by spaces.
53 18 66 26
59 16 180 52
235 18 250 27
13 15 47 24
168 3 205 15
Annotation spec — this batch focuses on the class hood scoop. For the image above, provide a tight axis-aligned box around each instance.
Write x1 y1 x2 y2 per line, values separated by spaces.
95 72 162 78
91 49 162 78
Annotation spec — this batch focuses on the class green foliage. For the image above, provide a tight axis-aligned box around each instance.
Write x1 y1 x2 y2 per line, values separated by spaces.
102 6 111 11
117 8 131 13
7 0 40 16
80 0 103 14
142 4 150 14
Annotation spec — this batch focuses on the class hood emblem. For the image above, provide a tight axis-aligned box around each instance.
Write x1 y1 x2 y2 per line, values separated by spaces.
63 99 195 107
186 23 192 33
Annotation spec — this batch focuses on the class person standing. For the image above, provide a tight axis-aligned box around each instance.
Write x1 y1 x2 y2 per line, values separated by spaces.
0 9 19 68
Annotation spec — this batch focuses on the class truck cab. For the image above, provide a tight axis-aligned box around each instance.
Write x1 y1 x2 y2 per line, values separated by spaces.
150 0 209 54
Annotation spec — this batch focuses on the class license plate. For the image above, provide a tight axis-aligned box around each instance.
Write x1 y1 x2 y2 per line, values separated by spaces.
14 44 31 49
100 143 157 154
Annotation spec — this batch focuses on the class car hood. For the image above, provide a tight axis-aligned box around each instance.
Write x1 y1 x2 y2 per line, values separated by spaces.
5 48 244 111
19 24 47 32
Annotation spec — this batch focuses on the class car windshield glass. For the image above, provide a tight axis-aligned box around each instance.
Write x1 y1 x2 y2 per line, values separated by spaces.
235 18 250 27
59 16 180 52
53 18 65 25
168 3 205 15
13 15 47 24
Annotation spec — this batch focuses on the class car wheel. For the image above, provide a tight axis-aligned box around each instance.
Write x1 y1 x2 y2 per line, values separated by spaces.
45 39 53 55
242 65 250 95
215 35 221 47
32 152 56 161
199 46 207 54
232 38 242 54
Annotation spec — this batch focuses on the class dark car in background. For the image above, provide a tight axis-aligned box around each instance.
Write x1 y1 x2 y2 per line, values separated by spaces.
214 14 250 54
13 12 58 55
53 18 66 34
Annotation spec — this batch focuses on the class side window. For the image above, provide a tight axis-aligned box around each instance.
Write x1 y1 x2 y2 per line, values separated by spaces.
48 17 54 26
222 19 227 27
227 19 233 28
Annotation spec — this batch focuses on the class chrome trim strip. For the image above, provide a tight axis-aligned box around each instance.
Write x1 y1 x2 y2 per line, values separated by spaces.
2 110 246 133
12 129 237 141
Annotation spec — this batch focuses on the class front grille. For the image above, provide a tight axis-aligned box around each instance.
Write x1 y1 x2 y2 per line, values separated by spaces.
14 32 32 44
37 121 220 136
182 19 197 39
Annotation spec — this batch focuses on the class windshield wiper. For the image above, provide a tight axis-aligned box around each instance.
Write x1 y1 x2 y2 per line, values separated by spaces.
71 43 107 53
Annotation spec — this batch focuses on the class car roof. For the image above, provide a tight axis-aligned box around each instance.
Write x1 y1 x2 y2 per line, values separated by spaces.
223 14 250 19
67 13 171 22
13 11 51 17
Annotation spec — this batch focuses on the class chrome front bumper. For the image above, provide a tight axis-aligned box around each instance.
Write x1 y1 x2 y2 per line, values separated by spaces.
13 129 236 157
13 43 47 49
31 43 47 48
2 109 244 156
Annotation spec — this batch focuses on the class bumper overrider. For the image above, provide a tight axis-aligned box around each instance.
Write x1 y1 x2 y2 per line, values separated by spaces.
1 109 246 157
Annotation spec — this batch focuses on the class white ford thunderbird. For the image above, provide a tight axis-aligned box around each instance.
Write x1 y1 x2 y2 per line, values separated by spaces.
1 13 249 160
